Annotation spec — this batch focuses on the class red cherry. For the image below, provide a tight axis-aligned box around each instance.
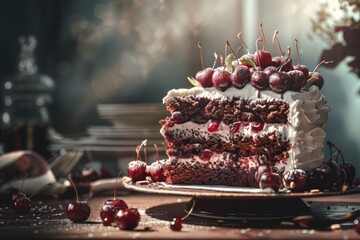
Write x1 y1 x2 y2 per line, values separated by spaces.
255 165 270 182
195 68 214 87
149 161 166 182
208 120 220 132
115 208 140 230
308 72 324 89
269 72 290 93
100 203 117 226
170 217 182 231
288 70 305 91
127 160 147 182
230 65 250 89
250 71 269 90
259 171 281 192
294 39 309 79
13 196 31 215
212 69 232 92
251 122 265 132
282 169 307 191
353 177 360 187
66 174 91 222
66 201 91 223
253 24 272 68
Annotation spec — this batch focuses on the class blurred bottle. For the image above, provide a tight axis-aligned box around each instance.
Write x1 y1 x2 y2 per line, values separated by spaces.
0 36 54 159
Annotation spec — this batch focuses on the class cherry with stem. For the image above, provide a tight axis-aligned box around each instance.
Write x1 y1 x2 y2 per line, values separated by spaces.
170 199 196 231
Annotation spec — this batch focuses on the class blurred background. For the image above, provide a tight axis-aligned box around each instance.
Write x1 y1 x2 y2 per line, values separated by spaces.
0 0 359 175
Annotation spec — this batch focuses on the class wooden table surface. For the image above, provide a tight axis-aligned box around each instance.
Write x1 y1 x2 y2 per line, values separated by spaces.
1 190 360 239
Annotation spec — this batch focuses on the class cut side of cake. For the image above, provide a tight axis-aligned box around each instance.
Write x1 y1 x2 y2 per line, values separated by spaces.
160 84 329 187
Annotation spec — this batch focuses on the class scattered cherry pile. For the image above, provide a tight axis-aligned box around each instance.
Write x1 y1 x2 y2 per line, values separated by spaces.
190 23 332 95
255 141 358 193
100 170 140 230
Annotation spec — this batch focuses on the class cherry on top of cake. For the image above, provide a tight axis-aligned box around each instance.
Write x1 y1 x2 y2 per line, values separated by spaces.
188 23 332 95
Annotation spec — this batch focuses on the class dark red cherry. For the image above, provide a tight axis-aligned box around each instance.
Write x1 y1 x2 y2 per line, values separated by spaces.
13 196 31 214
5 188 20 204
269 72 290 93
288 70 305 91
263 66 277 77
353 177 360 187
11 192 27 208
66 201 91 222
282 169 307 191
255 165 270 183
149 161 166 182
230 65 250 89
308 72 324 89
212 69 232 92
271 56 283 68
100 203 117 226
307 165 332 190
115 208 140 230
294 65 309 80
254 50 272 68
170 217 182 231
251 71 269 90
259 171 281 192
195 68 214 87
127 160 147 182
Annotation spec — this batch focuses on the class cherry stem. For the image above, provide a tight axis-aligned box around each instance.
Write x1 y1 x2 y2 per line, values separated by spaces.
29 183 53 199
68 174 79 203
114 170 122 200
320 150 340 169
313 60 333 72
21 173 27 192
212 51 218 69
154 144 160 163
226 40 239 64
236 46 244 57
294 39 301 66
136 139 148 162
278 48 291 72
143 141 148 164
259 23 266 50
274 30 284 56
220 54 225 70
237 32 250 54
136 145 141 161
331 142 345 164
181 199 196 221
272 30 278 56
86 147 94 163
198 42 205 70
255 37 263 68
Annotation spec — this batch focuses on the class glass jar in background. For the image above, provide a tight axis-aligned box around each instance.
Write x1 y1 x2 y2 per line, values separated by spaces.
0 36 54 159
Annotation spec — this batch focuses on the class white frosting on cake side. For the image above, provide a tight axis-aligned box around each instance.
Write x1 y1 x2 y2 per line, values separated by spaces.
161 84 330 172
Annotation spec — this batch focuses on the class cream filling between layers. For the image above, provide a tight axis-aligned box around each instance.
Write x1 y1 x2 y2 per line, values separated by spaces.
162 84 330 172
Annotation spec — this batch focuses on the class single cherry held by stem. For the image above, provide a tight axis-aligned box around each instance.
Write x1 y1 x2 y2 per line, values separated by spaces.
115 208 141 230
195 42 215 87
253 23 272 68
149 144 166 182
66 174 91 223
212 51 232 92
170 199 196 231
128 140 148 182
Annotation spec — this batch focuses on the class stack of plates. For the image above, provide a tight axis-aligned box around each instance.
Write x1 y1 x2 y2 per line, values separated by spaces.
48 103 168 175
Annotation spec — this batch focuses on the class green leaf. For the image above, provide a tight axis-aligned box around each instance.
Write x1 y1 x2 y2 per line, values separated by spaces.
239 55 256 67
187 77 200 87
225 54 235 73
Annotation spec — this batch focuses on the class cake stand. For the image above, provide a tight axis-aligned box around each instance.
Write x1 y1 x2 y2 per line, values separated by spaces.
122 177 360 221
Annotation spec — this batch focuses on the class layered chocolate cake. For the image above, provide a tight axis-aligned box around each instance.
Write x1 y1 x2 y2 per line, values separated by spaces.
159 26 331 190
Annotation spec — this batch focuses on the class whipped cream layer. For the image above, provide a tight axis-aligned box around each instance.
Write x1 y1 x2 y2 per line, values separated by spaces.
162 85 330 172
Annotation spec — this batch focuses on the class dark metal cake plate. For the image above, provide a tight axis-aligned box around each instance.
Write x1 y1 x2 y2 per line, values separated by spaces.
122 177 360 220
